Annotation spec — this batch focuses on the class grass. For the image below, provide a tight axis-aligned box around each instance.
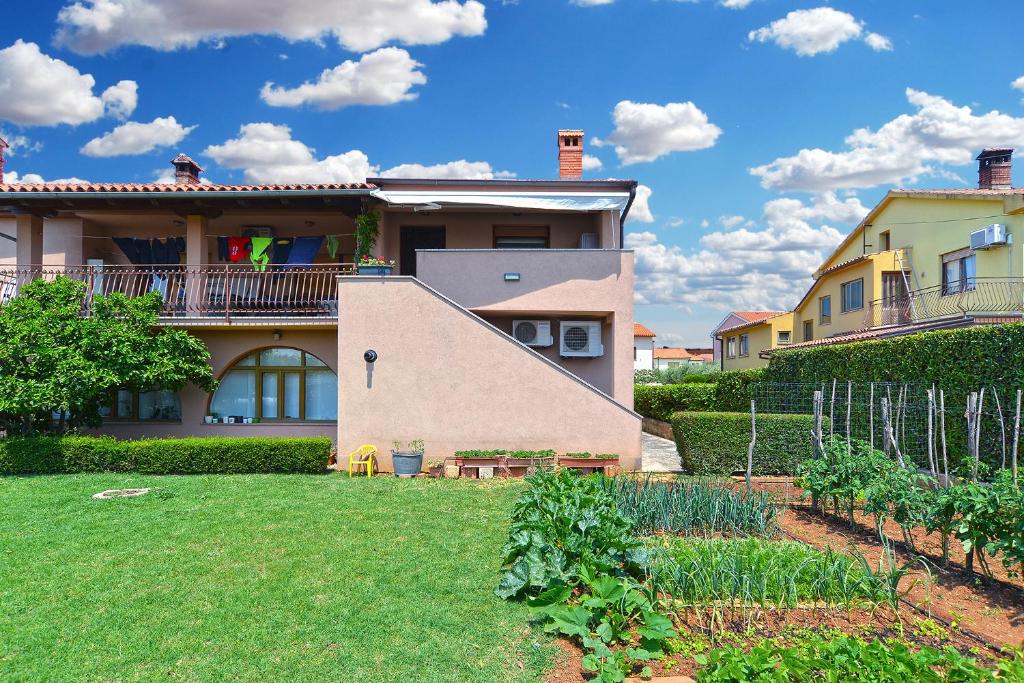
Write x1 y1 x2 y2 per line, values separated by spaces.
646 537 887 609
0 474 555 682
602 476 778 537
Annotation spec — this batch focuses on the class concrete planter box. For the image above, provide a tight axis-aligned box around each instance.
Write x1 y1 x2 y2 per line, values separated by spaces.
391 451 423 477
456 456 501 479
357 265 393 276
556 456 619 474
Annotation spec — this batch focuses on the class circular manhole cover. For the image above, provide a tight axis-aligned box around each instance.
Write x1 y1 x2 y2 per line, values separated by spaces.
92 488 151 500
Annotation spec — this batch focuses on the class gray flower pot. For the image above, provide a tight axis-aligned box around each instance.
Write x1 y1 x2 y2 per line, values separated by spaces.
392 451 424 477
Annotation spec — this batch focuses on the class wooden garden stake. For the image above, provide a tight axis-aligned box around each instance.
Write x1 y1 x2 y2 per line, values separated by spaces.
846 380 852 457
746 400 756 496
829 379 836 440
811 390 824 513
1013 389 1021 490
869 382 875 450
927 389 937 478
993 387 1007 470
881 397 906 468
967 392 979 482
940 390 949 486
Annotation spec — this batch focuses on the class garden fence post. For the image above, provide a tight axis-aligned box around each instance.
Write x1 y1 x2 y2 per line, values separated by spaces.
746 399 756 496
940 390 949 487
881 397 907 469
829 379 836 440
966 392 978 482
927 389 937 478
845 380 852 458
811 390 823 513
869 382 875 450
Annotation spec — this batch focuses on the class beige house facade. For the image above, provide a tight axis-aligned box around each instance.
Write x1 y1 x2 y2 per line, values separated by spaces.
0 133 644 470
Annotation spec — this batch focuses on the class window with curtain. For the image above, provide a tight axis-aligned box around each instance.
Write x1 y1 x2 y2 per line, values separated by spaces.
738 334 750 357
99 389 181 421
942 249 976 295
210 348 337 421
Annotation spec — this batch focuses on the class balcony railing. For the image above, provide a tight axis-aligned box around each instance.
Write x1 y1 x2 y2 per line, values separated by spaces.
0 264 355 320
862 278 1024 329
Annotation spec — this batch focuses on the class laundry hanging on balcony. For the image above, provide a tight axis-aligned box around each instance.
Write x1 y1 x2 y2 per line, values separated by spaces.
226 236 252 262
250 237 273 272
284 236 324 268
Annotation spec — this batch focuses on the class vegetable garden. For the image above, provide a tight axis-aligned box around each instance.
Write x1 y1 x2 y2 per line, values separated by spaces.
495 470 1024 681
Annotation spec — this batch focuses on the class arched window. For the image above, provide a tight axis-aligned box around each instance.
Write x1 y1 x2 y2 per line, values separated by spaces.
210 348 337 421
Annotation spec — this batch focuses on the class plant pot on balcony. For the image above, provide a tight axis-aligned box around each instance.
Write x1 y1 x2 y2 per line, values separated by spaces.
391 450 424 477
358 265 393 276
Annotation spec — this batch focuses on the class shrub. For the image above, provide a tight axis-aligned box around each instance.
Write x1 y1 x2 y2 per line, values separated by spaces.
0 436 332 475
634 384 717 421
713 368 766 412
671 411 818 475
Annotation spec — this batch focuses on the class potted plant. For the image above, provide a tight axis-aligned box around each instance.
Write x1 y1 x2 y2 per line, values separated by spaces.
392 439 425 477
357 255 395 276
427 459 444 478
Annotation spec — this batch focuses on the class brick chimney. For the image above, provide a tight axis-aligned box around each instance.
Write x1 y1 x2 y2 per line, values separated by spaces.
558 129 584 180
172 153 203 185
977 148 1013 190
0 136 8 184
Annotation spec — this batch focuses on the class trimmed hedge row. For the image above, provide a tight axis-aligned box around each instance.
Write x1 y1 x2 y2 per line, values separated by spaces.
634 383 717 421
671 411 819 476
633 368 766 421
0 436 333 475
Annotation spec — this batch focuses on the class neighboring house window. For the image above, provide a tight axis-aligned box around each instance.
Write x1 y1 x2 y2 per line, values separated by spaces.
210 347 337 421
726 337 736 358
493 226 549 249
841 278 864 313
819 296 831 325
668 361 680 367
634 346 637 360
777 330 791 345
879 231 891 252
100 389 181 421
803 320 813 342
739 334 749 357
942 249 976 295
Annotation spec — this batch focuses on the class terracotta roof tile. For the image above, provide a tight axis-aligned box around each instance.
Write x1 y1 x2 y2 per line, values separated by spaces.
634 323 656 338
734 311 786 322
0 182 377 193
654 347 693 359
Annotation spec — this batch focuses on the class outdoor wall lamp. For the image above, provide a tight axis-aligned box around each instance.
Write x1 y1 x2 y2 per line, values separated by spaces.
504 272 521 282
364 350 378 363
272 330 282 341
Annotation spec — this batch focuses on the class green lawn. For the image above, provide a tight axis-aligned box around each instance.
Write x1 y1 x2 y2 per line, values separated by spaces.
0 474 554 682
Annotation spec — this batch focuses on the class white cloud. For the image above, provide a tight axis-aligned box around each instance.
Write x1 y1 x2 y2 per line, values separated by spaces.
0 40 138 126
204 122 375 184
627 193 862 311
261 47 426 110
582 154 603 171
748 7 890 57
719 0 753 7
594 100 721 164
204 122 515 184
627 184 654 223
99 80 138 119
80 116 196 157
1012 75 1024 91
699 219 710 228
379 160 515 179
718 215 748 229
864 32 893 51
4 170 89 184
0 133 42 156
570 0 614 5
751 88 1024 191
666 217 686 227
56 0 487 54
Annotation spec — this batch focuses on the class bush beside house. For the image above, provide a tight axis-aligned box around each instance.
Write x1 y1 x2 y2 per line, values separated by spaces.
0 436 332 475
634 384 717 421
671 411 818 476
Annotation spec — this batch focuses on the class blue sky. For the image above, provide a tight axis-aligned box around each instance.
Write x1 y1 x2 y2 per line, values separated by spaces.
3 1 1024 345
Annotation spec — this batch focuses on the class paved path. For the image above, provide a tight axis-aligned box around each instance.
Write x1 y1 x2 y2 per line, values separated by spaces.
641 431 683 473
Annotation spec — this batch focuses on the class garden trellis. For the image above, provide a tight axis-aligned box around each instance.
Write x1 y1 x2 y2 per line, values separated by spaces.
753 380 1022 473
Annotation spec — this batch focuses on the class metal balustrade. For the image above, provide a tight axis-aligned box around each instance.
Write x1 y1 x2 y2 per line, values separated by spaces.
861 278 1024 329
0 264 355 320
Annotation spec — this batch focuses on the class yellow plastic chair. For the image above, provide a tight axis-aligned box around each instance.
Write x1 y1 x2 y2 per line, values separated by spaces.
348 445 378 477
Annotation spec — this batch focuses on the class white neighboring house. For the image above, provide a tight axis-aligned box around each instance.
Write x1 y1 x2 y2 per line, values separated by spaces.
634 323 656 371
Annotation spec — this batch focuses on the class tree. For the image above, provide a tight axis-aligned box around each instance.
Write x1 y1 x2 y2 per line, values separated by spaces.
0 276 216 435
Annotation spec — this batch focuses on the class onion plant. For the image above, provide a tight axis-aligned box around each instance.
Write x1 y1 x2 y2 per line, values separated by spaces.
601 476 778 538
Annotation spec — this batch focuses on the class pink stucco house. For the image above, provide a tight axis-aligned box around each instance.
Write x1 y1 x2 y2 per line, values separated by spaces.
0 131 643 469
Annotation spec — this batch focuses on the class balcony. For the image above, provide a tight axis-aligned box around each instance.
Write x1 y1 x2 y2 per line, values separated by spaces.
415 249 632 313
0 264 354 322
862 278 1024 329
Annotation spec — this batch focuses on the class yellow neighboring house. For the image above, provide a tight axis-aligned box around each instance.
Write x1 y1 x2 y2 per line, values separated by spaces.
717 148 1024 368
719 312 793 370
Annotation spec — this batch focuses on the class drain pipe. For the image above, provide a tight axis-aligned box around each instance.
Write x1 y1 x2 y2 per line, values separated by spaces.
618 181 638 248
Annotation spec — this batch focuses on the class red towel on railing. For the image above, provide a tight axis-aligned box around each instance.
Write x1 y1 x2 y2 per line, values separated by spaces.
227 236 251 262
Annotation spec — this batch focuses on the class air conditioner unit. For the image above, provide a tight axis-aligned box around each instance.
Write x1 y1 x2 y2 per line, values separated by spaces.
559 321 604 357
512 319 553 347
970 224 1007 250
579 232 599 249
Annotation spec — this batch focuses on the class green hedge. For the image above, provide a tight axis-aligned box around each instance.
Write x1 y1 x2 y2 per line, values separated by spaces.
634 383 717 421
671 411 819 476
0 436 333 475
713 368 766 412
